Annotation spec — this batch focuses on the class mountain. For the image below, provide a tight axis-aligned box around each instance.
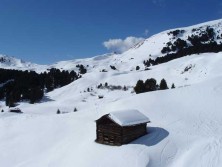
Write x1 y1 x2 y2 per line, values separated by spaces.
1 19 222 167
1 19 222 73
0 54 47 72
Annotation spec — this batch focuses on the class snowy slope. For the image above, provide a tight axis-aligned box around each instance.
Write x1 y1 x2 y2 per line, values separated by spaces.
1 19 222 73
48 18 222 73
0 54 47 72
1 19 222 167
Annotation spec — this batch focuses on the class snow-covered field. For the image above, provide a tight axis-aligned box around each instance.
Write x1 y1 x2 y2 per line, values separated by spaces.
1 19 222 167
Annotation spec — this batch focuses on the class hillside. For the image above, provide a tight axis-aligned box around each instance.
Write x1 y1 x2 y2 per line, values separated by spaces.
1 19 222 73
1 19 222 167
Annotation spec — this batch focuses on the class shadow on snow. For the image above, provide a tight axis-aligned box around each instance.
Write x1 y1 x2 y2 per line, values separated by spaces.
131 127 169 146
39 96 55 103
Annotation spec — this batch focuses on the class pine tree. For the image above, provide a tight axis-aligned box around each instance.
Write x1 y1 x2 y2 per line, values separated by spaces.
6 93 15 107
134 80 145 94
171 83 175 89
45 76 54 92
160 79 168 90
9 98 15 108
74 108 77 112
5 94 10 106
29 87 43 104
57 109 61 114
110 65 117 70
97 83 102 89
0 88 4 100
1 109 4 112
79 65 87 74
70 70 77 81
144 78 157 92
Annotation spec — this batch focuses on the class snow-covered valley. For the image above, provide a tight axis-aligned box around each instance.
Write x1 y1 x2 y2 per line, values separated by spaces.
1 19 222 167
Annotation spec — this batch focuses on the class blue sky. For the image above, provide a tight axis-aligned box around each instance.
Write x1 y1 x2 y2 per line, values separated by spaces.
0 0 221 64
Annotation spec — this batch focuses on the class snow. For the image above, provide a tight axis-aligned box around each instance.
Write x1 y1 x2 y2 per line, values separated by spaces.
108 109 150 126
1 18 222 167
0 54 47 72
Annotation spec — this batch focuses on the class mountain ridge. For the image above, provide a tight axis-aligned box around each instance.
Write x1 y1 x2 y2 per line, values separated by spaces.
0 18 222 73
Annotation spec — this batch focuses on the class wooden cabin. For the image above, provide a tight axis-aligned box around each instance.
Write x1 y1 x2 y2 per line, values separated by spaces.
95 109 150 146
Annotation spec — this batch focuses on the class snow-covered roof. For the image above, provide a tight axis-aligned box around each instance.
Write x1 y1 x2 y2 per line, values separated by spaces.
108 109 150 126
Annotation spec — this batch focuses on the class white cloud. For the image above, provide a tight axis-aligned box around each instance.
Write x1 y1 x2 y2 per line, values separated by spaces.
103 36 144 53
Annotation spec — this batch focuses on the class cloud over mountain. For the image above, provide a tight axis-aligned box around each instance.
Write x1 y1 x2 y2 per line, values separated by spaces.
103 36 144 53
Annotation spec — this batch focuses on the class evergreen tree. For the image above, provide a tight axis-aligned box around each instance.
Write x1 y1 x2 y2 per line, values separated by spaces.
144 78 157 92
57 109 61 114
45 76 54 92
0 88 4 100
74 108 77 112
8 97 15 108
5 94 9 106
160 79 168 90
70 70 77 81
79 65 87 74
171 83 175 89
5 92 15 107
97 83 102 89
134 80 145 94
29 87 43 104
110 65 117 70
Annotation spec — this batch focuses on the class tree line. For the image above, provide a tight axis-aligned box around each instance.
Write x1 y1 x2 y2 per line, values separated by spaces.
0 68 81 106
143 27 222 67
134 78 175 94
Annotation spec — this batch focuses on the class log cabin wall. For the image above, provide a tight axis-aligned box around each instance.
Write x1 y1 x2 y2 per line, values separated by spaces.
96 123 122 145
121 124 147 144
